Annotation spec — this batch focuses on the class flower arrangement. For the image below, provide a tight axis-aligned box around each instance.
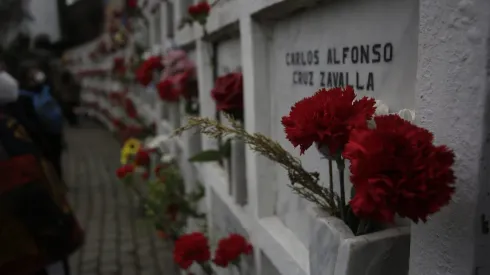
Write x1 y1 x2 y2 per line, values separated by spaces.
115 144 253 274
211 72 244 121
175 86 456 235
179 1 211 30
136 55 164 86
185 72 243 164
157 50 200 114
112 57 127 76
188 1 211 26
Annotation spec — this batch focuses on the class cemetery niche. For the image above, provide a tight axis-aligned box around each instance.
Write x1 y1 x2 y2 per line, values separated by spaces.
267 0 418 256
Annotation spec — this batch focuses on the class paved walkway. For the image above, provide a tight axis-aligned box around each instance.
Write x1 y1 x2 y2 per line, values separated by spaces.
63 119 178 275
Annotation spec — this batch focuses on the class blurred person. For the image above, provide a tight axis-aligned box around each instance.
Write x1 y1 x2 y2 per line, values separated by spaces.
0 56 51 153
17 60 64 178
3 32 31 80
59 70 81 126
0 60 83 275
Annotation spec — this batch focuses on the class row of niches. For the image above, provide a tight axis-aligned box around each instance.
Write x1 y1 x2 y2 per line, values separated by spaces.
71 0 445 274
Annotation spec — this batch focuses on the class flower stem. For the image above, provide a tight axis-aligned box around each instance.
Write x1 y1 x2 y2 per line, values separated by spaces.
336 158 346 221
328 159 334 196
356 219 371 236
200 262 215 275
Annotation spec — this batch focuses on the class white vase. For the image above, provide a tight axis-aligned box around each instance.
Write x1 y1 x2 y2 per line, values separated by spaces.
308 207 410 275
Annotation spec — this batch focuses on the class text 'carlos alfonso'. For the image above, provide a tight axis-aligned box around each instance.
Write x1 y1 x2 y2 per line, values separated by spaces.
285 43 394 91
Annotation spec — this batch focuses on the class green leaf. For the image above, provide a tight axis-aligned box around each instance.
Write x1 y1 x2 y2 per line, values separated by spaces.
219 139 232 158
188 150 223 162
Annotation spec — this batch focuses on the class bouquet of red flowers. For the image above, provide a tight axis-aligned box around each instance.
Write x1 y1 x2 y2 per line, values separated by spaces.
211 72 243 121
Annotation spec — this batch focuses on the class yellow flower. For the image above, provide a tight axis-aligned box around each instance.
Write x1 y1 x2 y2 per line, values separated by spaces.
121 138 142 164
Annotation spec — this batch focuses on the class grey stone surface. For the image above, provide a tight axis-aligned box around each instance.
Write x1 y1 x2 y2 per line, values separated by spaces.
308 206 354 275
308 207 410 275
63 120 179 275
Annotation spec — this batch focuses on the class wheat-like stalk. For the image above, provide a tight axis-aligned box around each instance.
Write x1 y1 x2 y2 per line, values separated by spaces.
173 115 340 215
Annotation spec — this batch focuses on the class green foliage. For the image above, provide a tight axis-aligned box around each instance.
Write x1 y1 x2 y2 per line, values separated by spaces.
120 149 206 241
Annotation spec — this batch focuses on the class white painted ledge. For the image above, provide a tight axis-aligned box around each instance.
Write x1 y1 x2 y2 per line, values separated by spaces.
196 161 307 275
257 217 309 275
196 162 252 230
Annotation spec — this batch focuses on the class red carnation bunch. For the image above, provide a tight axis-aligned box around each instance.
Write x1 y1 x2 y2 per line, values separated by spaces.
343 115 456 223
124 97 138 118
127 0 138 8
213 234 252 267
188 1 211 25
154 163 168 178
173 71 196 99
157 78 181 102
280 86 456 234
281 86 376 156
173 232 211 269
136 56 163 86
112 118 126 130
113 57 126 75
166 204 179 222
120 125 145 142
157 230 167 239
116 164 134 179
211 72 243 119
134 149 151 166
141 170 149 180
157 50 197 103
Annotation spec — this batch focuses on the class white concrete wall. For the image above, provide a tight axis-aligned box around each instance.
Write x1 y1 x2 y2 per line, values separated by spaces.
28 0 61 42
409 0 490 274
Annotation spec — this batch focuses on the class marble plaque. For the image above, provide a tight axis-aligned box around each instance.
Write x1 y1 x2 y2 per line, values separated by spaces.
267 0 419 246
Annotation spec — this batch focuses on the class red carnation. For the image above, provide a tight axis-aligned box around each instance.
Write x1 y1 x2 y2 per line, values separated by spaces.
124 98 138 118
136 66 152 86
116 164 134 179
157 230 167 239
173 232 211 269
167 204 179 221
281 86 376 156
211 72 243 114
146 56 163 70
213 234 252 267
343 115 456 223
196 1 211 15
127 0 138 8
113 57 126 74
141 170 149 180
112 118 126 129
188 1 210 17
154 163 168 177
187 5 198 16
134 149 151 166
173 71 197 99
157 78 180 102
135 56 163 86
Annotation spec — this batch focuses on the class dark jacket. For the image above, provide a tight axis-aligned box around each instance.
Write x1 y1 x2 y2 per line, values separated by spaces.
0 114 84 275
0 95 56 158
